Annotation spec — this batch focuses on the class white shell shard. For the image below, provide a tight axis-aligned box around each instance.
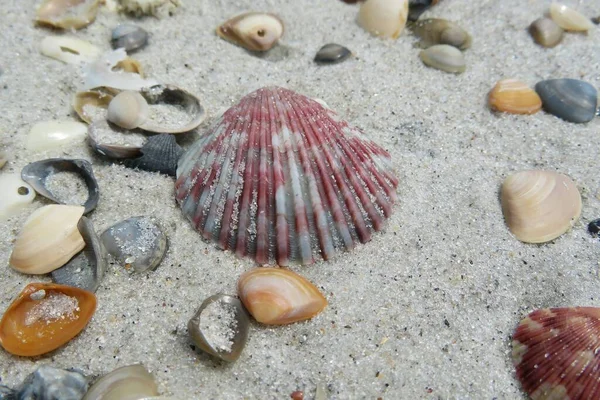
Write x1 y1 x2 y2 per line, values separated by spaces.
0 174 36 220
40 36 101 65
358 0 409 39
82 49 158 91
10 205 85 274
35 0 100 30
549 3 594 31
27 120 87 152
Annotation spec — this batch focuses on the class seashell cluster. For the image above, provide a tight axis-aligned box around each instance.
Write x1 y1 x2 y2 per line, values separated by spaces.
357 0 409 39
0 283 96 356
488 79 542 115
10 205 86 274
217 12 284 52
35 0 99 30
535 79 598 124
238 268 327 325
512 307 600 400
175 86 398 266
419 44 465 73
500 170 581 243
413 18 472 50
549 3 594 32
529 18 563 48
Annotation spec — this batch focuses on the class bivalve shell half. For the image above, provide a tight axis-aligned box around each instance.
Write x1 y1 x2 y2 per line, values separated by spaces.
549 3 594 32
500 170 581 243
238 268 327 325
9 205 86 274
0 283 96 357
35 0 99 30
73 90 114 124
512 307 600 400
175 86 398 266
488 79 542 115
419 44 465 73
412 18 471 50
358 0 409 39
535 79 598 124
529 17 564 48
217 12 284 52
82 364 158 400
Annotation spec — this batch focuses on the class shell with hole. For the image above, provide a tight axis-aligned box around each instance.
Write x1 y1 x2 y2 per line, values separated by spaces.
10 204 86 274
40 36 100 65
217 12 284 52
488 79 542 115
35 0 99 30
175 86 398 266
0 174 36 220
238 268 328 325
358 0 409 39
500 170 581 243
412 18 472 50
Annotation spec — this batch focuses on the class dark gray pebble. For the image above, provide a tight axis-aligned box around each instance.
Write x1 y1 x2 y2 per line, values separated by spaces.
535 79 598 123
314 43 351 65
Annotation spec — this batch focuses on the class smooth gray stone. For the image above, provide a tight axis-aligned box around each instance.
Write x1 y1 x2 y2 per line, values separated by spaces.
535 78 598 123
111 24 148 52
314 43 351 64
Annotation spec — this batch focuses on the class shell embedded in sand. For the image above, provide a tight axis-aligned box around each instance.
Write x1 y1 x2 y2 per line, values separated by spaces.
175 86 398 266
217 12 284 52
488 79 542 115
358 0 409 39
0 283 96 356
35 0 99 30
238 268 327 325
512 307 600 400
549 3 594 32
419 44 466 73
500 170 581 243
10 205 86 274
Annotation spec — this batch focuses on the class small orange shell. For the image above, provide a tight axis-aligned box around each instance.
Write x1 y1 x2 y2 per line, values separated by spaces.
238 268 327 325
489 79 542 115
0 283 96 356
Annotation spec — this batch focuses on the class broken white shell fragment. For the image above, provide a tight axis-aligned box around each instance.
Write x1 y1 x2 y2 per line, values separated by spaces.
40 36 101 65
35 0 100 30
358 0 409 39
82 49 158 91
217 12 284 52
500 170 581 243
10 205 85 274
549 3 594 32
0 174 36 220
27 120 87 152
107 91 150 129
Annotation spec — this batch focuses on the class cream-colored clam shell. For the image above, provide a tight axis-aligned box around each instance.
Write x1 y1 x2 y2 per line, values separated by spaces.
217 12 284 52
358 0 409 39
0 174 36 220
10 205 85 274
238 268 327 325
500 170 581 243
549 3 594 32
26 120 88 152
419 44 466 74
82 364 158 400
40 36 100 65
35 0 99 30
107 91 150 130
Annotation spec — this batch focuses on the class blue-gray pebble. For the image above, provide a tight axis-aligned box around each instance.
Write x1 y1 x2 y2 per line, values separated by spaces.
535 79 597 123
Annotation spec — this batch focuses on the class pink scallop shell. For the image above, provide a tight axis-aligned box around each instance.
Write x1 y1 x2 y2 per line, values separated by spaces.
512 307 600 400
175 87 398 265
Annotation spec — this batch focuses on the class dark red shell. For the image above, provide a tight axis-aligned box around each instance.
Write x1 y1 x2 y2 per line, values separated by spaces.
512 307 600 400
175 87 398 266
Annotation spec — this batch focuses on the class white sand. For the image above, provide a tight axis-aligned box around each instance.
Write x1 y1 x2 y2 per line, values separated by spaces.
1 0 600 398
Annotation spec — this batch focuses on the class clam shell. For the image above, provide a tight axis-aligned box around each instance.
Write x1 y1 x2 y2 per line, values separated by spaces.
82 364 158 400
488 79 542 115
111 24 148 52
21 158 100 214
419 44 465 73
0 174 36 220
175 86 398 266
512 307 600 399
549 3 594 32
535 79 598 124
238 268 327 325
10 205 86 274
188 294 250 362
358 0 409 39
0 283 96 357
217 12 284 52
51 217 107 292
412 18 471 50
500 170 581 243
35 0 99 30
107 90 150 130
122 133 184 176
27 120 87 152
529 17 564 48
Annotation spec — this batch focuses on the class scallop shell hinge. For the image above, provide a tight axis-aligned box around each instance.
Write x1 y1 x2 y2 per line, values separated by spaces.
175 86 398 266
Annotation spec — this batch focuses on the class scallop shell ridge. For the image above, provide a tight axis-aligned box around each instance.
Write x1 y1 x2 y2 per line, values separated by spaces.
175 86 398 266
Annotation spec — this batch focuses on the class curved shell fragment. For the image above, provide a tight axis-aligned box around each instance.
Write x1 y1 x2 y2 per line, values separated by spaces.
217 12 284 52
40 36 100 65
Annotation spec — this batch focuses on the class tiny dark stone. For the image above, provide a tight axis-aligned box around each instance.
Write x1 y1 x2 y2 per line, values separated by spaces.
314 43 352 65
588 219 600 236
123 133 183 176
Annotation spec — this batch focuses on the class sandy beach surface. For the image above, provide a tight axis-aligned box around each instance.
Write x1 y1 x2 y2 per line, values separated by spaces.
1 0 600 398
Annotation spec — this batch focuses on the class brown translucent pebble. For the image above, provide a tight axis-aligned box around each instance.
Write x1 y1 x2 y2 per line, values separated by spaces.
500 170 581 243
238 268 327 325
529 18 563 48
488 79 542 115
512 307 600 399
0 283 96 357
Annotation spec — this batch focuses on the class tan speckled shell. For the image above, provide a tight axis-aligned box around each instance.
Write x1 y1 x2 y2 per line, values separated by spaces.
488 79 542 115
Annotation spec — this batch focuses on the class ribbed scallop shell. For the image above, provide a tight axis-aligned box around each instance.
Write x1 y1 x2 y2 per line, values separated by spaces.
175 86 398 266
512 307 600 400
